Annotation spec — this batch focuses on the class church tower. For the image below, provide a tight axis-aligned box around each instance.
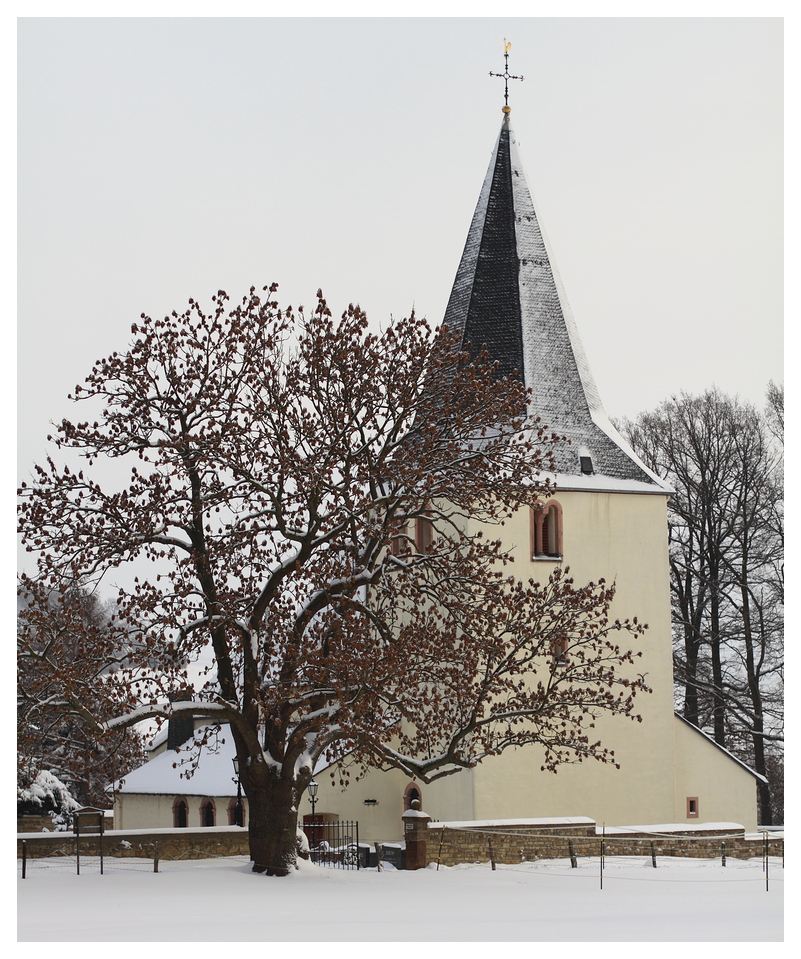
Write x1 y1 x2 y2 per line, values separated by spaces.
428 94 762 830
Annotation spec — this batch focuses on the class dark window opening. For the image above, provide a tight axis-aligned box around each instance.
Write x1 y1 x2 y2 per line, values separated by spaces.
415 513 434 553
531 501 563 559
173 799 188 829
201 799 215 827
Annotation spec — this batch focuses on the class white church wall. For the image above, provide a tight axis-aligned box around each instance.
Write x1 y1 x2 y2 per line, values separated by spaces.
469 487 679 826
673 715 759 831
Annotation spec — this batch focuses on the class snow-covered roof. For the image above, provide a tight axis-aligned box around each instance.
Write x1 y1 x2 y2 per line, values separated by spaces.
428 816 595 829
113 726 239 797
441 115 665 489
599 822 746 835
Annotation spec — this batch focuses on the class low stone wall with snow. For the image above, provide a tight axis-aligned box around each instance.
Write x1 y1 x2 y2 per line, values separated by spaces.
410 818 784 867
17 825 250 863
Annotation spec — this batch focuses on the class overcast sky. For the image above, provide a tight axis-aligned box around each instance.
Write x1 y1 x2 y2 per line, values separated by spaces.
17 16 783 485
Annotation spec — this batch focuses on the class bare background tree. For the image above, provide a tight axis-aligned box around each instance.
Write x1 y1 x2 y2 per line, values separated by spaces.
620 385 783 824
17 585 146 819
19 286 649 874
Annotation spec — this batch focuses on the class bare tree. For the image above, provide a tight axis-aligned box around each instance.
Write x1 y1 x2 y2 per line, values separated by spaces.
17 584 146 811
620 388 784 823
19 286 649 873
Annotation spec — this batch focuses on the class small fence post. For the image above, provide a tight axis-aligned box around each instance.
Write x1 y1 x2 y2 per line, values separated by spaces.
569 840 577 868
600 824 605 891
437 827 445 871
22 840 27 879
76 818 80 876
374 842 382 872
764 832 769 892
154 841 159 873
721 842 726 867
650 841 657 868
488 837 496 871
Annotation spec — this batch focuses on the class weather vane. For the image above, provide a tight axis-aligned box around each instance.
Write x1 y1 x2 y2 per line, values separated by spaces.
490 39 524 111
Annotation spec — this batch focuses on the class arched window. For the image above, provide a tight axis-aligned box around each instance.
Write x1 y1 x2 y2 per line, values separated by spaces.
227 797 246 827
403 782 422 811
530 501 563 560
415 512 434 553
390 520 410 557
551 633 569 665
200 798 216 827
173 797 188 828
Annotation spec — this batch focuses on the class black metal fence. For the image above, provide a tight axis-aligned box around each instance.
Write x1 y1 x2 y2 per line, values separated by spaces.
303 820 364 869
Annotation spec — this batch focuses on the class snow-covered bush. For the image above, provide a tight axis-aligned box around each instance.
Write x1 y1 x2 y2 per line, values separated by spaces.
18 770 80 830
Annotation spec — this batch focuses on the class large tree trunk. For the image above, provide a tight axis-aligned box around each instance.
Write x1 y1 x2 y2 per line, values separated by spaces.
245 773 300 877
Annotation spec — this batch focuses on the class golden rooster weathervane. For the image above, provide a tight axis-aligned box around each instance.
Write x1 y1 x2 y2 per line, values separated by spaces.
490 39 524 113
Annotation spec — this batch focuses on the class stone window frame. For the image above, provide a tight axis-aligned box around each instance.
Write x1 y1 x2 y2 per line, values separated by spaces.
686 796 700 819
173 796 189 828
200 797 216 827
414 509 435 553
227 797 247 827
530 500 563 560
403 782 423 811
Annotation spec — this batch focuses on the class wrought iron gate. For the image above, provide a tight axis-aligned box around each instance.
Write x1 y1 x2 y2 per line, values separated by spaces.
303 820 363 869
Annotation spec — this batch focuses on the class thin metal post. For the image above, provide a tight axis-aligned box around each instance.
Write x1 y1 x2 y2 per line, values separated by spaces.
488 837 496 871
99 816 104 875
76 819 80 876
650 841 657 868
22 840 27 879
600 824 605 890
569 840 577 868
437 827 445 871
721 842 726 867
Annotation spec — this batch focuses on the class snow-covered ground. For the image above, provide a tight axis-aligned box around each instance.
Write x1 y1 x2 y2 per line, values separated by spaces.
17 853 783 942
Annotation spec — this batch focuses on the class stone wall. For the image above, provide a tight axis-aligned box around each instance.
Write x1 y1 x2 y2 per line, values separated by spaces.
18 826 250 863
18 820 784 869
410 821 784 868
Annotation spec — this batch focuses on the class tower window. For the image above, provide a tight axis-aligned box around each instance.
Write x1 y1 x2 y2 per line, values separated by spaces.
530 501 563 560
390 521 410 557
415 511 434 553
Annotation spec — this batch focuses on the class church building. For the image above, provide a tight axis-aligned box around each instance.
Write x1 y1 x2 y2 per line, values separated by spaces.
113 104 764 838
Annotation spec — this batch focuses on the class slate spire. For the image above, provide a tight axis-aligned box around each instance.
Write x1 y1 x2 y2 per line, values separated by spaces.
442 113 665 487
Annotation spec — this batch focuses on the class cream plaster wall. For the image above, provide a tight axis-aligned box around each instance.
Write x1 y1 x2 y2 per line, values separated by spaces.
468 488 679 826
308 761 475 843
673 716 759 831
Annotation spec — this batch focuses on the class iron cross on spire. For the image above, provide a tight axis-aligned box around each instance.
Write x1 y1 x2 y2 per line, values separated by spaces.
489 39 524 108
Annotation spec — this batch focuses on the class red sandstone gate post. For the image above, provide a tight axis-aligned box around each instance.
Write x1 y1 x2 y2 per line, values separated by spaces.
402 800 431 870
